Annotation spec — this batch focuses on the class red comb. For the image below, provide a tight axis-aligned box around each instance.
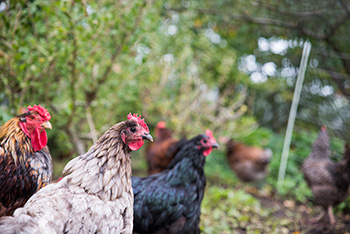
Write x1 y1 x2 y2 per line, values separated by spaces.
127 113 149 132
27 105 51 121
321 125 327 131
205 129 217 144
156 121 166 129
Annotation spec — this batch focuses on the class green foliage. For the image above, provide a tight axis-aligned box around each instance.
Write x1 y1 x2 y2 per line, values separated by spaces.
0 104 12 123
205 150 239 186
1 0 162 156
0 0 252 159
200 185 305 234
201 186 262 233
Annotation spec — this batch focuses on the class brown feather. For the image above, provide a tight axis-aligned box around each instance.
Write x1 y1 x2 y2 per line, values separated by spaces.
0 116 52 216
145 124 186 175
226 139 273 182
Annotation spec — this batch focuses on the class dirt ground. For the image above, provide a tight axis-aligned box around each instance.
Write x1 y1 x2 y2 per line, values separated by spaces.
253 192 350 234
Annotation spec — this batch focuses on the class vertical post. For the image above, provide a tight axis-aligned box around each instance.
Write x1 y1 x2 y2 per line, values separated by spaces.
277 41 312 187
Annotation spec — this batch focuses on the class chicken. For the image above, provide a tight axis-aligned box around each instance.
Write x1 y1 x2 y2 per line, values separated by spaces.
302 126 350 225
0 113 153 233
226 139 272 182
0 105 52 217
132 129 218 234
145 121 186 175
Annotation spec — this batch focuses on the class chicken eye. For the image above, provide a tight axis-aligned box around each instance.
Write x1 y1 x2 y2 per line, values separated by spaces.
29 116 35 120
202 139 207 144
130 127 137 133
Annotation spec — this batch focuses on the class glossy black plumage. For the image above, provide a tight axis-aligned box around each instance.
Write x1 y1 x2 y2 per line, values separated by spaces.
133 134 215 234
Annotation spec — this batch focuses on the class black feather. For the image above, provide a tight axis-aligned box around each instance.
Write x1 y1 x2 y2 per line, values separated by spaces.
132 134 210 234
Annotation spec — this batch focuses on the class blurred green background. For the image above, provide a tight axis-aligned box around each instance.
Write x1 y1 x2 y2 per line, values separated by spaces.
1 0 350 233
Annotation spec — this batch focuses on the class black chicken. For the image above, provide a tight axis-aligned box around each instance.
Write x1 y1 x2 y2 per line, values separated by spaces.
302 126 350 224
132 129 218 234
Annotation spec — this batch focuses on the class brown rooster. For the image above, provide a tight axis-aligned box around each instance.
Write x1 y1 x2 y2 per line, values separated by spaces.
0 105 52 217
145 121 186 175
0 113 153 233
226 139 273 182
302 126 350 224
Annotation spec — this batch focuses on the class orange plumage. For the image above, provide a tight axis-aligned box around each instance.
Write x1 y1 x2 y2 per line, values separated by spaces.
226 139 273 182
0 105 52 216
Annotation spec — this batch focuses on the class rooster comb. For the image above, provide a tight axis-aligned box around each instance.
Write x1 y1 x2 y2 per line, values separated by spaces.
127 113 149 132
156 121 166 129
205 129 217 144
27 105 51 121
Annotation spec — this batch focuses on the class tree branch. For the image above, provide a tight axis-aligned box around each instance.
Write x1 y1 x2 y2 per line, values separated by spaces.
83 1 151 109
99 1 150 86
339 0 350 15
185 8 328 40
66 2 79 127
254 0 327 17
86 106 98 144
65 126 87 156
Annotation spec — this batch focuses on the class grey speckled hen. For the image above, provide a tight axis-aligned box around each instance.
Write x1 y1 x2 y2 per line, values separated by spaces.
0 113 153 234
302 126 350 225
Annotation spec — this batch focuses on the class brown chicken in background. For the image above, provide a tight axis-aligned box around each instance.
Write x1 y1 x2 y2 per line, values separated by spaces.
0 105 52 217
145 121 186 175
302 126 350 225
225 139 273 182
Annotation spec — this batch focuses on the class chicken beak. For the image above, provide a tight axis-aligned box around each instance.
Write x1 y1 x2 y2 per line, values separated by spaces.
212 142 219 149
141 133 153 142
41 121 52 129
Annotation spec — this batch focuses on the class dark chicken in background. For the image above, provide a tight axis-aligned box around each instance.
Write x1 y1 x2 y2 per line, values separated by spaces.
133 129 218 234
145 121 186 175
225 139 272 182
0 105 52 217
0 113 153 233
302 126 350 225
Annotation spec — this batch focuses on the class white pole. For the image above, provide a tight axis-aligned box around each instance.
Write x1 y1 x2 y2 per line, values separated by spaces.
277 41 312 187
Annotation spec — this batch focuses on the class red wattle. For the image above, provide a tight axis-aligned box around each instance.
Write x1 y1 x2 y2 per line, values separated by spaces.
203 147 212 157
128 139 144 151
31 128 48 151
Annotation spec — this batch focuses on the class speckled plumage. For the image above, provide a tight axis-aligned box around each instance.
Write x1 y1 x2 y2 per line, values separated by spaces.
0 117 152 234
302 127 350 224
0 114 52 217
133 133 218 234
